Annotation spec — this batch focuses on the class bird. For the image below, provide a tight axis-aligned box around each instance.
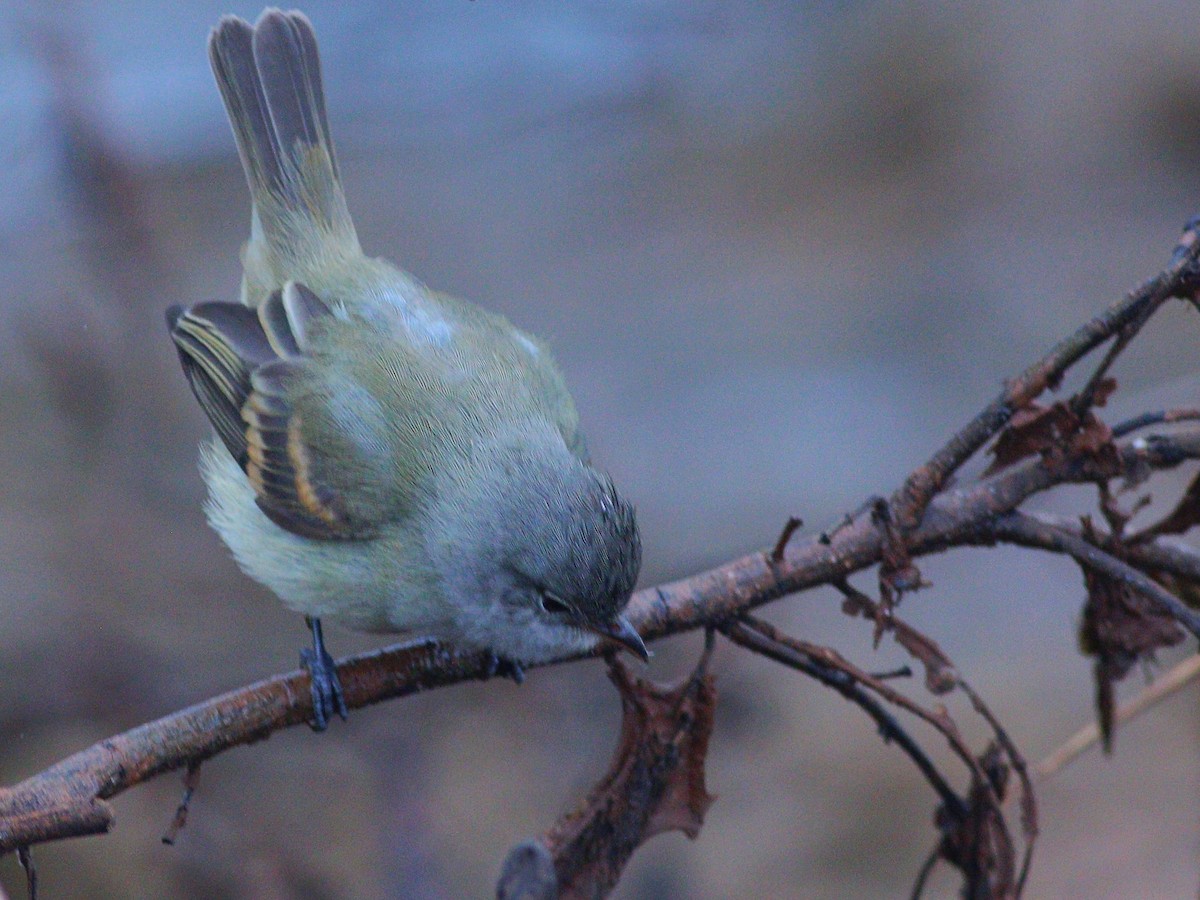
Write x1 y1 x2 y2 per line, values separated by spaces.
166 8 645 730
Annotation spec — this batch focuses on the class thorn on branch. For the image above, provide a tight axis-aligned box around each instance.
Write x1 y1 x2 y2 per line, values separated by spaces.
1096 484 1133 540
869 665 914 681
819 496 880 544
769 516 804 564
161 761 201 846
17 845 37 900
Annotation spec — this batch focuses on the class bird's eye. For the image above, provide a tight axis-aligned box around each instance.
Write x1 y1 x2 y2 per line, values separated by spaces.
540 592 571 615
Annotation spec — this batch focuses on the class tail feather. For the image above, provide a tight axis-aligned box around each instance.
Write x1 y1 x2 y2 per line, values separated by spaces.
209 17 281 203
251 11 337 182
209 9 358 293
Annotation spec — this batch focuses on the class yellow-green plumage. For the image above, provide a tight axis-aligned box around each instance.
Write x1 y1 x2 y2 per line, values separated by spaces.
167 9 644 722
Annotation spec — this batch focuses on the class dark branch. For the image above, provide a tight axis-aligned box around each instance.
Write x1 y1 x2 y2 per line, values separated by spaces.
5 225 1200 882
890 217 1200 530
986 512 1200 638
721 617 965 816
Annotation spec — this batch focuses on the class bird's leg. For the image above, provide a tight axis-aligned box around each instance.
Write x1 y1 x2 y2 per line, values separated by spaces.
300 615 348 731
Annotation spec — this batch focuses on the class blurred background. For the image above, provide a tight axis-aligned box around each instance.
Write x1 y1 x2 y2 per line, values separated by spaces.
2 1 1200 897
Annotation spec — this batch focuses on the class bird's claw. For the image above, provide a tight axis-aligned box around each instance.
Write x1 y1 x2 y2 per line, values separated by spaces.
301 617 348 731
486 652 526 685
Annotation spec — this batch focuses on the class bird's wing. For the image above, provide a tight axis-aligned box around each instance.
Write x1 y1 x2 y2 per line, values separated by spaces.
168 281 392 540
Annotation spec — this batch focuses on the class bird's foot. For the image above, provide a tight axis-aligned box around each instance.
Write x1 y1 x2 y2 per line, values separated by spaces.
486 652 526 685
301 616 348 731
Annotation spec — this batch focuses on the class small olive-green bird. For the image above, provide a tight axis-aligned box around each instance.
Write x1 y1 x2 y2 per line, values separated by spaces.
167 8 644 729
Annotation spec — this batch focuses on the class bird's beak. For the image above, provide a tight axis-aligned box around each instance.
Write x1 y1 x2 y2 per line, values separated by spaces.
593 614 649 662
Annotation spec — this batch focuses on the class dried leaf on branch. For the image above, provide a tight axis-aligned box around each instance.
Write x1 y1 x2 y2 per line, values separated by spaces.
1077 523 1186 751
1138 469 1200 540
985 380 1120 478
932 743 1017 899
499 647 717 900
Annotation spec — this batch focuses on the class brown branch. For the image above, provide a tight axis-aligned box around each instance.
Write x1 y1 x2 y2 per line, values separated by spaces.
721 617 968 815
6 230 1200 872
770 515 804 564
985 512 1200 637
4 424 1200 856
160 761 201 846
4 423 1200 857
834 585 1033 896
956 678 1037 896
889 217 1200 531
721 616 1033 898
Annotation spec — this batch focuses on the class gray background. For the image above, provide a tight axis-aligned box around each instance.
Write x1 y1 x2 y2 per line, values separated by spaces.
2 1 1199 897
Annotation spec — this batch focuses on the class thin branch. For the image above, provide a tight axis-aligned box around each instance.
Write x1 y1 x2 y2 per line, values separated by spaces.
831 585 1030 895
1035 653 1200 778
7 234 1200 863
988 510 1200 585
5 423 1200 855
957 678 1037 896
910 846 941 900
722 615 1033 896
720 618 966 818
1110 408 1200 439
986 512 1200 638
890 217 1200 531
1069 310 1145 419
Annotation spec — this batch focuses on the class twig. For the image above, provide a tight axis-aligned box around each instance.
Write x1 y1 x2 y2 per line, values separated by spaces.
1069 312 1144 419
1110 408 1200 439
869 665 913 681
720 617 966 818
957 678 1037 896
769 516 804 564
161 761 201 846
987 512 1200 638
724 616 1027 897
968 509 1200 585
890 217 1200 531
910 846 941 900
1036 653 1200 778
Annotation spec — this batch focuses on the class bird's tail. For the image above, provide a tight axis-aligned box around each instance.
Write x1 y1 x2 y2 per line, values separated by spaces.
209 9 360 297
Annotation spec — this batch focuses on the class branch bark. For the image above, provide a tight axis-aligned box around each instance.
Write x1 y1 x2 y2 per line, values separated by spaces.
4 424 1200 856
5 221 1200 890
